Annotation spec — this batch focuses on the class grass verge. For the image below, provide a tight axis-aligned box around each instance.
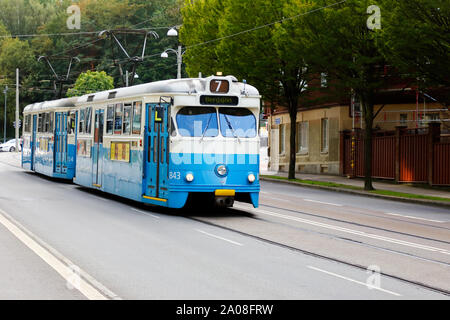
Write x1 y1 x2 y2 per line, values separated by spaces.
261 175 450 203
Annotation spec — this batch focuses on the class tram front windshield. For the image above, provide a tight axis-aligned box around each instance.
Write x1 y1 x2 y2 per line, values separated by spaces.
176 107 218 137
219 108 256 138
176 106 257 138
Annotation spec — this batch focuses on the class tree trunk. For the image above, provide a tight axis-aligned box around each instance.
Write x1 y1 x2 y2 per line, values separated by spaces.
362 100 375 191
288 104 298 180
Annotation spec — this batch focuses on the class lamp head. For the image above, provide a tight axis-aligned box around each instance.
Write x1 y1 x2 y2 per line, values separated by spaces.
167 28 178 37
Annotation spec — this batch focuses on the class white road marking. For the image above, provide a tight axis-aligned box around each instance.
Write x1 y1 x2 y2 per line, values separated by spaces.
0 208 118 300
303 199 343 207
307 266 401 296
384 212 444 223
196 229 243 246
234 204 450 256
131 208 160 219
268 197 291 203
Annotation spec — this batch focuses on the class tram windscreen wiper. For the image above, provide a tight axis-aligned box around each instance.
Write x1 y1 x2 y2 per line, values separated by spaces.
223 114 241 143
200 113 214 141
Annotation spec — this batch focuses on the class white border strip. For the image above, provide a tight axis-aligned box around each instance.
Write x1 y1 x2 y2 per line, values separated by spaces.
196 229 243 246
308 266 401 296
0 208 119 300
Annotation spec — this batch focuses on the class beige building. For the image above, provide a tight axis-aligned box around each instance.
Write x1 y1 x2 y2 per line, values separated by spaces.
268 102 448 175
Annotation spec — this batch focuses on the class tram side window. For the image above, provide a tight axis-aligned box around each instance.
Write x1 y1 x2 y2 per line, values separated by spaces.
176 107 218 137
68 112 76 134
24 115 31 133
79 109 85 133
132 101 142 135
38 114 43 133
49 112 54 133
85 107 92 134
106 105 114 134
114 103 123 135
42 113 48 132
123 103 132 135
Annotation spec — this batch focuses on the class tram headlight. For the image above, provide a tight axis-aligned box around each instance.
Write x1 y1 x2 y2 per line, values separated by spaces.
216 165 227 177
248 173 256 183
185 173 194 182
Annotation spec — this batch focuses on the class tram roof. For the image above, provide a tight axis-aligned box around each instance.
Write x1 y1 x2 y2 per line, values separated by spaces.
23 76 259 113
23 97 78 113
76 75 259 104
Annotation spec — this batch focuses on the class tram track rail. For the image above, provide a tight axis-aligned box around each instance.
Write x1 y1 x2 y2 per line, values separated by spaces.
187 211 450 296
258 203 450 245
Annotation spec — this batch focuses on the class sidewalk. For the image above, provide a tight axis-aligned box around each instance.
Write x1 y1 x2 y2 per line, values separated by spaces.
0 152 22 168
260 169 450 207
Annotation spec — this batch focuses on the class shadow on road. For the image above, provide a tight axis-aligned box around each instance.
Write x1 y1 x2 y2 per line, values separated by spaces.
75 185 256 219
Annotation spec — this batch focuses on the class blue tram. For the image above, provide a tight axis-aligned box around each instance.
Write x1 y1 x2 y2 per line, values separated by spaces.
22 76 261 208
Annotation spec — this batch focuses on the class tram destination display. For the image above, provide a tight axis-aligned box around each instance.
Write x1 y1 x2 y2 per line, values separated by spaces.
200 95 239 106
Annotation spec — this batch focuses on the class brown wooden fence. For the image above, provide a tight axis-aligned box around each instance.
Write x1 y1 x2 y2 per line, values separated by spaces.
340 123 450 185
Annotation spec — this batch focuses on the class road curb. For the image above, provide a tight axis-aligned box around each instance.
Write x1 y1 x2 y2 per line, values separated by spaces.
260 176 450 209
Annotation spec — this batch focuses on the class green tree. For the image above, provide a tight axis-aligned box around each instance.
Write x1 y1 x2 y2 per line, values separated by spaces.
379 0 450 104
0 0 57 36
181 0 312 179
0 38 35 76
66 70 114 97
0 22 9 48
291 0 391 190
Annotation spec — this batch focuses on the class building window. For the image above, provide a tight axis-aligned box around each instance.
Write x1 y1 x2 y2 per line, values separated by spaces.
321 118 329 153
297 121 309 154
400 114 407 125
279 124 285 154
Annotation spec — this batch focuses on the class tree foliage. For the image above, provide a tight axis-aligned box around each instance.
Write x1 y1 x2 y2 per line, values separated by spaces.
66 70 114 97
181 0 312 179
0 0 182 138
379 0 450 104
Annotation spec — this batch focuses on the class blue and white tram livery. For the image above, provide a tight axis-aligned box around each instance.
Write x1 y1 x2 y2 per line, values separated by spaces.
22 97 78 179
22 75 261 209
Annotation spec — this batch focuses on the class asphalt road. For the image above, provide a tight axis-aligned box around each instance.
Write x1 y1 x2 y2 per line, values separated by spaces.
0 156 449 300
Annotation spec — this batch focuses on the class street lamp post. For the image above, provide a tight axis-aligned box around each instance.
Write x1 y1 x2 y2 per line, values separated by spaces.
3 85 8 144
161 27 186 79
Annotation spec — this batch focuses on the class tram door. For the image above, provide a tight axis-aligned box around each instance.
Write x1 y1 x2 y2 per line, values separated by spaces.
144 103 170 200
92 109 104 187
54 112 68 174
31 115 37 170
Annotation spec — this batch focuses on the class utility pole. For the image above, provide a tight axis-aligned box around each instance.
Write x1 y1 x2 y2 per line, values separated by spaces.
177 45 182 80
3 85 7 144
15 68 19 152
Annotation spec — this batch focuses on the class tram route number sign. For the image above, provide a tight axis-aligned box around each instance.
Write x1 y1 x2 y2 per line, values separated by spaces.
200 95 239 106
210 80 229 93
